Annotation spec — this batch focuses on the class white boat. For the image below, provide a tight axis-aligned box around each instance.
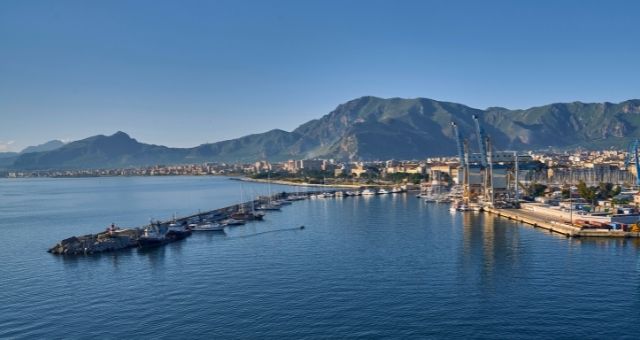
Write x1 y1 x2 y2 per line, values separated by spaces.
378 188 390 195
256 203 281 210
220 218 245 226
362 189 376 195
390 187 403 193
322 192 334 198
192 223 225 231
335 191 344 197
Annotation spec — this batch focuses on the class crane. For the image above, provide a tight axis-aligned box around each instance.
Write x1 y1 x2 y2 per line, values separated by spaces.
451 122 466 168
485 136 494 205
472 114 488 167
625 139 640 186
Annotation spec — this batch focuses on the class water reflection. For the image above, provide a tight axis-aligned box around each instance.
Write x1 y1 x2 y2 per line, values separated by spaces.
459 212 527 290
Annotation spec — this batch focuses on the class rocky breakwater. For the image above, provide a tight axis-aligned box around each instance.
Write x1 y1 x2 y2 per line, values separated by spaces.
48 228 142 255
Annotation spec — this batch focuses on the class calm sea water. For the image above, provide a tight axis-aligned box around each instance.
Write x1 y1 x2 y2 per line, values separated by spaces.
1 176 640 339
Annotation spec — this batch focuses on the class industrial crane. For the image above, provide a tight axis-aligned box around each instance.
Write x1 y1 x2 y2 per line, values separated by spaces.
451 122 465 169
472 114 488 167
625 139 640 186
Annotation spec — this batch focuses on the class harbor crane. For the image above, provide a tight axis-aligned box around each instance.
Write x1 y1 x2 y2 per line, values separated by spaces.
451 121 470 203
625 139 640 186
451 122 466 169
472 114 488 167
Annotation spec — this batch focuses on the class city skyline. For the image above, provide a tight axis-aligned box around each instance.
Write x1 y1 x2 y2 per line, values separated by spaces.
2 0 640 151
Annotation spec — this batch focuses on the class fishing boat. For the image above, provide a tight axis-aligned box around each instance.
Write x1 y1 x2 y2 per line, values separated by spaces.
231 210 265 220
138 225 167 247
166 223 192 240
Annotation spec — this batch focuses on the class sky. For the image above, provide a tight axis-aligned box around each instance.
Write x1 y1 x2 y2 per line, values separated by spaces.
1 0 640 152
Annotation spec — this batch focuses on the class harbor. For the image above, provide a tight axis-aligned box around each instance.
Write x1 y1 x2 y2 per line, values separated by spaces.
47 186 410 255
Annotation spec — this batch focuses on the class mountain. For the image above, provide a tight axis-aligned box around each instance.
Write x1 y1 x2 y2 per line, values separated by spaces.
20 140 65 154
6 97 640 170
11 132 189 170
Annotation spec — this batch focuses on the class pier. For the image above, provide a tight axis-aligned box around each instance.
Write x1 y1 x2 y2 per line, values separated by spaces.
484 206 640 238
48 190 332 255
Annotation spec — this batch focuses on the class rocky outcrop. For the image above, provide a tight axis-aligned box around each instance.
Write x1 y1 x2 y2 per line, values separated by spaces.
48 229 142 255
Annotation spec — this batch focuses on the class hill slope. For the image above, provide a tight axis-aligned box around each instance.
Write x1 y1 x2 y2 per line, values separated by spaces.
7 97 640 170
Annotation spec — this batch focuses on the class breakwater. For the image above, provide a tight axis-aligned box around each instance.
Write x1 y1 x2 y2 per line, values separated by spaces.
48 190 330 255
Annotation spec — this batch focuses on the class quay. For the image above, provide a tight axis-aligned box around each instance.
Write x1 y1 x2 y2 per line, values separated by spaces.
484 204 640 238
48 190 334 255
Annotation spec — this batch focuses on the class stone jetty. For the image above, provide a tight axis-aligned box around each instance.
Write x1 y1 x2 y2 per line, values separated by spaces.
48 190 330 255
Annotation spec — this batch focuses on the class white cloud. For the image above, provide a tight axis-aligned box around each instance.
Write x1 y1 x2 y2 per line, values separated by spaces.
0 140 16 152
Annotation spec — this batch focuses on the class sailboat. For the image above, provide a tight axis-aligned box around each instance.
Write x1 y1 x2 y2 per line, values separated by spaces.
256 171 281 210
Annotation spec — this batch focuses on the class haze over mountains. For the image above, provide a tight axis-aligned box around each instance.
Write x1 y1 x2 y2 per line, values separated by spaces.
4 96 640 170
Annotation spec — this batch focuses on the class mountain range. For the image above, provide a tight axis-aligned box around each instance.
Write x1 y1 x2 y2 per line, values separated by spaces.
4 96 640 170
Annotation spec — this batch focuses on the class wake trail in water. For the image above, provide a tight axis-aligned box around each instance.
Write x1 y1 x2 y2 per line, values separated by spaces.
228 226 305 239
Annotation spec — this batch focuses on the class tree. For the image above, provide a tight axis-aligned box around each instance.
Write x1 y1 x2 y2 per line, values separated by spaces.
577 180 597 206
528 183 547 197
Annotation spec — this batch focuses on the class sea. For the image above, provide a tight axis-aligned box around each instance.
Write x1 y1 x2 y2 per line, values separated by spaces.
1 176 640 339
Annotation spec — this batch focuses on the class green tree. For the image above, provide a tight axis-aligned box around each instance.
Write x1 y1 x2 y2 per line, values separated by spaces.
528 183 547 197
577 180 597 206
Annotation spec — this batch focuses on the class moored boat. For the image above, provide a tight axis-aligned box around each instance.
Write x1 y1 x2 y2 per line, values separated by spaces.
362 189 376 195
192 223 225 231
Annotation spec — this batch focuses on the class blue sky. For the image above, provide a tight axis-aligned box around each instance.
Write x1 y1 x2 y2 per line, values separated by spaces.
1 0 639 151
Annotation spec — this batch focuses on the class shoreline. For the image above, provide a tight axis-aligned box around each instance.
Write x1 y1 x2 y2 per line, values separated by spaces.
233 177 372 188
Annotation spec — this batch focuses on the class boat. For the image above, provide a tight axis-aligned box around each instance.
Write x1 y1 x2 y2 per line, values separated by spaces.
192 223 225 231
362 189 376 195
138 225 167 247
166 223 192 240
390 187 403 193
231 211 265 221
220 218 245 226
322 192 334 198
457 204 471 212
378 188 390 195
335 191 344 197
256 203 281 211
275 199 292 205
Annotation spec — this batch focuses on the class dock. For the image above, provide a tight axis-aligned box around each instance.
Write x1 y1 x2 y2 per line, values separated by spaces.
48 190 332 255
484 206 640 238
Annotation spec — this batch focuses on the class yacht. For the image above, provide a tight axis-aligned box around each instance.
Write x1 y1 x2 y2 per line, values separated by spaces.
378 188 390 195
390 187 403 194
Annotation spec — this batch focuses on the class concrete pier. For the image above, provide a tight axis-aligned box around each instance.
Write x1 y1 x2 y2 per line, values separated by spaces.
484 207 640 238
48 190 332 255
